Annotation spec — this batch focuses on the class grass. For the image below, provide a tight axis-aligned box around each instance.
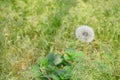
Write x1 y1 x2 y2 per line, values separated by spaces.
0 0 120 80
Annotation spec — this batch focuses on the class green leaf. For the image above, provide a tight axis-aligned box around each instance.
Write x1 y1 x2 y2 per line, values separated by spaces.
31 65 41 77
46 53 55 65
40 77 50 80
37 57 48 67
49 74 60 80
64 48 73 60
46 53 63 66
55 66 72 79
64 48 84 61
54 54 63 65
63 54 70 61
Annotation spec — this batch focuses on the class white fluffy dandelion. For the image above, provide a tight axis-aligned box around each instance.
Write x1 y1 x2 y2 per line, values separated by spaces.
75 25 94 42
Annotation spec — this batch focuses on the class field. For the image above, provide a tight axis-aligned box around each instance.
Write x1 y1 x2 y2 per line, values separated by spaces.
0 0 120 80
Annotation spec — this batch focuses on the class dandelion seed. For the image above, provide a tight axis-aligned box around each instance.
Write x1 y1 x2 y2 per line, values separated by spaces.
75 25 94 42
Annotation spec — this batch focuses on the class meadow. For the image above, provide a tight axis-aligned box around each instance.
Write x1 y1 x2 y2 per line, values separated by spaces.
0 0 120 80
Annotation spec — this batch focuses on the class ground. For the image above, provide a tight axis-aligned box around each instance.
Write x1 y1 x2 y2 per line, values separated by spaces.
0 0 120 80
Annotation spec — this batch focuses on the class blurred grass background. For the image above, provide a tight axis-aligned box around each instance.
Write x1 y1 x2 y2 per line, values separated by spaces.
0 0 120 80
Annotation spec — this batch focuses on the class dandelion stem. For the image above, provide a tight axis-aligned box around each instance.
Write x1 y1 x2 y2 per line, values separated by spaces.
83 43 88 74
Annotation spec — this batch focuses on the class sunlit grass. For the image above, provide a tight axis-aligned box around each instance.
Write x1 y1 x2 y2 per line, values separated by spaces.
0 0 120 80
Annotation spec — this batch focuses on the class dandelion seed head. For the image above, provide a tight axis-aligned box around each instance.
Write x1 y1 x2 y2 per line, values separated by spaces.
75 25 95 42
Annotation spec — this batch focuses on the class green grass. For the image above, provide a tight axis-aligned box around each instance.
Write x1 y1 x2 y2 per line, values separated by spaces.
0 0 120 80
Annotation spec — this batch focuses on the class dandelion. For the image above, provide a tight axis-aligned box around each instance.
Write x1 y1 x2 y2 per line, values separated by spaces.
75 25 94 42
